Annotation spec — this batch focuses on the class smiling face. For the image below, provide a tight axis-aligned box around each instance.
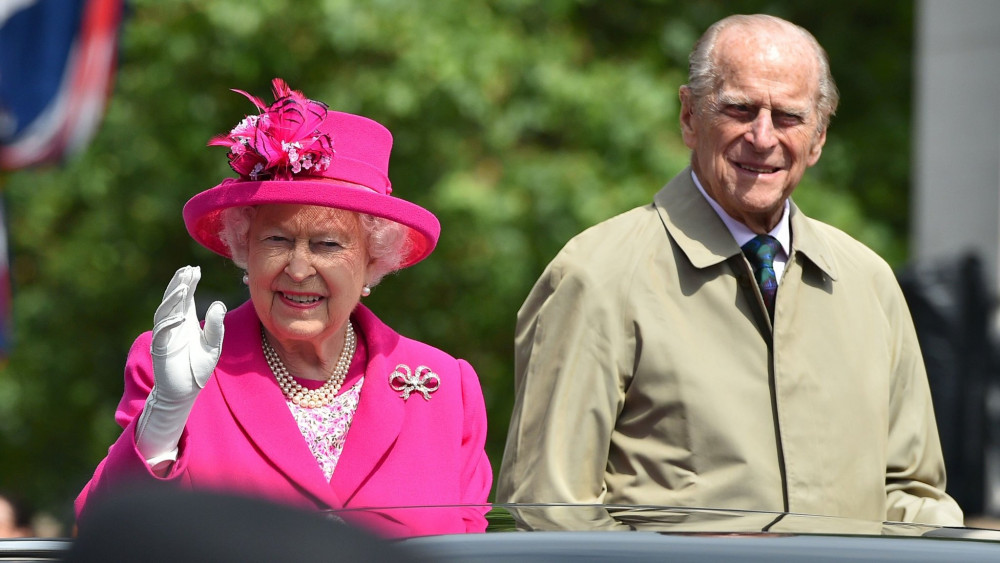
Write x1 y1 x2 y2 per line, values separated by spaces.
246 204 372 355
680 23 827 233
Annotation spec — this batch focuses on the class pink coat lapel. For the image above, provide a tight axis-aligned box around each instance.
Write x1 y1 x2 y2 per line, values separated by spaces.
213 302 408 508
330 305 406 505
214 302 346 508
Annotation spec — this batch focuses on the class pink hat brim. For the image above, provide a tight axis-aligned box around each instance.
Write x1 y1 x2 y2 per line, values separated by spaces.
183 178 441 269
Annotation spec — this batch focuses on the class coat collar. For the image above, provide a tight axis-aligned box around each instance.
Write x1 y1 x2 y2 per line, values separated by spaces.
213 302 407 508
329 304 406 505
787 204 840 281
654 167 839 281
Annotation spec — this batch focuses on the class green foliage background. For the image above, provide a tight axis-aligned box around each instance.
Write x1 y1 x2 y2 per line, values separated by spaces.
0 0 914 524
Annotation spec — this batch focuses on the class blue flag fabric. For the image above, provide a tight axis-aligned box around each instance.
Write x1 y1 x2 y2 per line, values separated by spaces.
0 0 123 169
0 0 124 357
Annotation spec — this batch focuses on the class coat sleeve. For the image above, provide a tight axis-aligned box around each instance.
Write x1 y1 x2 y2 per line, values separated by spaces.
457 359 493 502
75 333 183 522
883 283 965 526
456 359 494 532
497 253 629 507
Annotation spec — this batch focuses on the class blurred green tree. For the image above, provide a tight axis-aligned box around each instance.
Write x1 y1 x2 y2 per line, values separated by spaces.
0 0 914 524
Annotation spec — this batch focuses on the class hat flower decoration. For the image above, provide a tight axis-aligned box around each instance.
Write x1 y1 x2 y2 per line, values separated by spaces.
208 79 337 183
184 78 439 269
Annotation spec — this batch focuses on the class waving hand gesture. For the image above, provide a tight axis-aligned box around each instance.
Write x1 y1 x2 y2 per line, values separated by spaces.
135 266 226 461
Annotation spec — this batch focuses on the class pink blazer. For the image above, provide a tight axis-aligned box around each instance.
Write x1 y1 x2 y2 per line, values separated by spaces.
76 301 493 536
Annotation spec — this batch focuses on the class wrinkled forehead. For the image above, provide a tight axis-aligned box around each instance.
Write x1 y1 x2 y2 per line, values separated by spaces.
713 25 822 102
253 204 363 234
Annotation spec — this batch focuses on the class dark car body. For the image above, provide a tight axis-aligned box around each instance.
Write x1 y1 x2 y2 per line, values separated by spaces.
4 504 1000 562
387 504 1000 562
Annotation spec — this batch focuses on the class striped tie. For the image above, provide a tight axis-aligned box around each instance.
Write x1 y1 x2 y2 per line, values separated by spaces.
742 234 781 318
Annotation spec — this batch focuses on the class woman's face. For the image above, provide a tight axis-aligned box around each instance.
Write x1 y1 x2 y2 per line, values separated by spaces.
246 204 371 349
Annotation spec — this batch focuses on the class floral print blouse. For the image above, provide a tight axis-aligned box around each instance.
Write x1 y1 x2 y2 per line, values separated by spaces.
286 378 365 482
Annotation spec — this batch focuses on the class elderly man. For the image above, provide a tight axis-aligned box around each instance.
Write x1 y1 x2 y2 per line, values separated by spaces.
498 14 963 526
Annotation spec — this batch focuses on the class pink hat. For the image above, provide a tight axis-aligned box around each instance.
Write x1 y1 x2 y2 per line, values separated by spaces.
183 78 440 269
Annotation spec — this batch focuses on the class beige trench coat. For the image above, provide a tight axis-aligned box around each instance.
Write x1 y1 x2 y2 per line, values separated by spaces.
498 169 963 526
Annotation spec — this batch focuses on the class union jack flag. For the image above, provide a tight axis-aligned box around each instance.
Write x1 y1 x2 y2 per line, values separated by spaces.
0 0 124 355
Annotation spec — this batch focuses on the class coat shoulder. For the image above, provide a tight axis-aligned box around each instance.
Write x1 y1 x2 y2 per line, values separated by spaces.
548 204 663 279
796 212 897 280
355 304 475 381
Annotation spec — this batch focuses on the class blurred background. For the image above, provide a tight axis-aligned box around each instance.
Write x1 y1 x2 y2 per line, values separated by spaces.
1 0 998 534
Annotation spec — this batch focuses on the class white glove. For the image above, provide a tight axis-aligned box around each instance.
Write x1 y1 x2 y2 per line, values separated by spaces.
135 265 226 461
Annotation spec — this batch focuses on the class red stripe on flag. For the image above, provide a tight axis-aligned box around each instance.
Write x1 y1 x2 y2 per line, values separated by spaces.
0 0 123 169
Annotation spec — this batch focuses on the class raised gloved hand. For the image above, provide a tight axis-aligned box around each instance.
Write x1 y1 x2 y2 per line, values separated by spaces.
135 265 226 461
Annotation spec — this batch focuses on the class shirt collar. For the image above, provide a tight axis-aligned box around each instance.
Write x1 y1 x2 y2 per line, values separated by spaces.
691 170 791 256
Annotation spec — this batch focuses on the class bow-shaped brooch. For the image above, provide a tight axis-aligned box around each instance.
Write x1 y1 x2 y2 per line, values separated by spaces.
389 364 440 401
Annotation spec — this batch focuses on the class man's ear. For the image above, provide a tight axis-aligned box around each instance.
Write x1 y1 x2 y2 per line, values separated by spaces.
679 85 698 150
807 126 827 166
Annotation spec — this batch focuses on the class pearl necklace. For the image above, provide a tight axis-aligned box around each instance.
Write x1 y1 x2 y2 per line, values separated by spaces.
261 322 357 408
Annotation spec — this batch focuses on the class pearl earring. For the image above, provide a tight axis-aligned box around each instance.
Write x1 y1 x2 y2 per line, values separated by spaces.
242 273 249 285
361 286 371 297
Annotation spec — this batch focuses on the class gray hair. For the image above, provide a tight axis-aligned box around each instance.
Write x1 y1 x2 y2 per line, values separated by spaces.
218 206 411 287
686 14 839 131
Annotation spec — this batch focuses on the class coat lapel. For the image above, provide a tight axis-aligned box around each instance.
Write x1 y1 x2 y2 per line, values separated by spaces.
330 305 406 505
214 302 345 508
787 203 839 281
655 167 742 270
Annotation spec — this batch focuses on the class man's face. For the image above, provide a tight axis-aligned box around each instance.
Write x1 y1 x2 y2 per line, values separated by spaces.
680 27 827 233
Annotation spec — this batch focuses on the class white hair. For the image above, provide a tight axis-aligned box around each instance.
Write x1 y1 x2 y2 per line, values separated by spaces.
686 14 839 131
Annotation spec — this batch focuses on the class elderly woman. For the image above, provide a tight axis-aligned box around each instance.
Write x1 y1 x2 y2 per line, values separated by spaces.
75 79 492 536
